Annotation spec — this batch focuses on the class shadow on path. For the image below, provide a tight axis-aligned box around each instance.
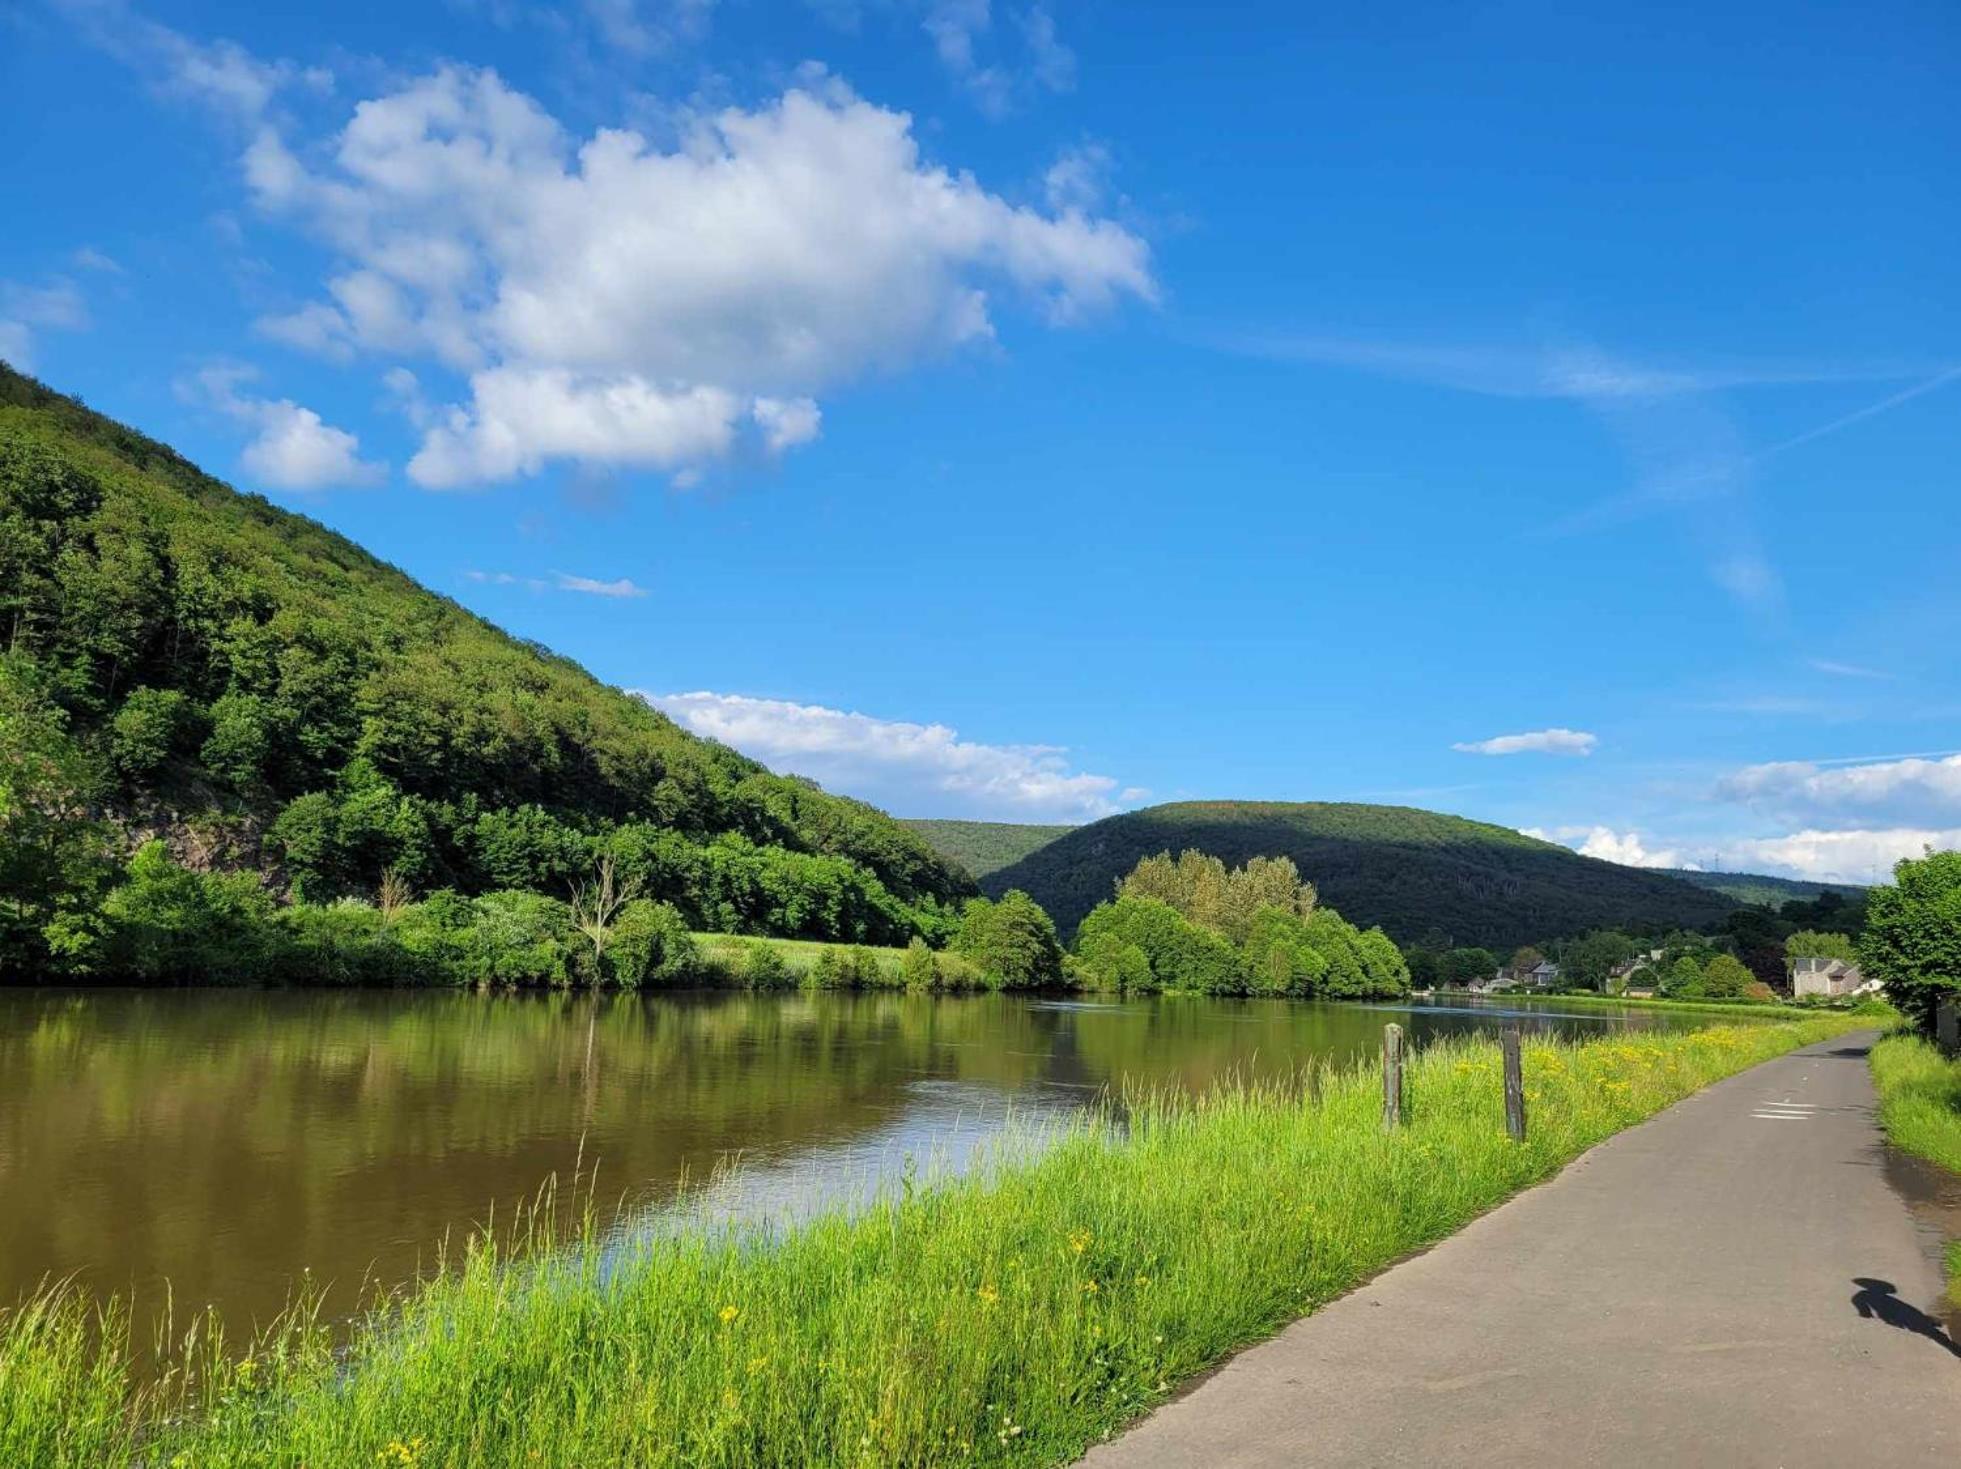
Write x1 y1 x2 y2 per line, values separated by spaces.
1850 1278 1960 1360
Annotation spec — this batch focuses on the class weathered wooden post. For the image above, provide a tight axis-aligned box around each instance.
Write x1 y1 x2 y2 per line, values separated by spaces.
1937 996 1959 1059
1501 1022 1526 1142
1381 1023 1404 1131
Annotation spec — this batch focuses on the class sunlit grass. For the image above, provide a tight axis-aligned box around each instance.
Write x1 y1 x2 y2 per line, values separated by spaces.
1 1015 1862 1467
1868 1029 1961 1308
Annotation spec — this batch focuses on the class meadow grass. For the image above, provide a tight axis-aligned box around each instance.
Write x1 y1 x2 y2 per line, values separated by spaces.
689 932 986 987
1 1014 1863 1468
1867 1029 1961 1307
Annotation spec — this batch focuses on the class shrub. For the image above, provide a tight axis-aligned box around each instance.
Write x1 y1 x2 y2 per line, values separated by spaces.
738 941 793 991
109 687 200 781
901 935 939 990
607 900 698 988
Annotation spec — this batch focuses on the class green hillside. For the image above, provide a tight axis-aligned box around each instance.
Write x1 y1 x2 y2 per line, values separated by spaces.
1656 868 1866 909
0 364 973 973
902 819 1077 880
981 801 1738 949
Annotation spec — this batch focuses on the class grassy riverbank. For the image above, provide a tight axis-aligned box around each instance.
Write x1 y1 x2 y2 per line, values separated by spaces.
2 1014 1862 1468
1432 986 1887 1023
1868 1030 1961 1305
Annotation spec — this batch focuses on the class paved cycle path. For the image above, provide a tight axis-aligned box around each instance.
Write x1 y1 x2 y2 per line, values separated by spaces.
1080 1030 1958 1468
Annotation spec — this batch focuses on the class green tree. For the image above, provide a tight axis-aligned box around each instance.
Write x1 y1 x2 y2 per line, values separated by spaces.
1857 850 1961 1035
1701 952 1755 999
1785 929 1857 963
109 686 201 781
952 890 1064 988
0 654 111 972
1440 947 1498 986
1660 955 1706 998
1562 930 1636 991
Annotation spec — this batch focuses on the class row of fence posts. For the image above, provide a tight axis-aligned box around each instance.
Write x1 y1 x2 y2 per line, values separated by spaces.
1380 1021 1526 1141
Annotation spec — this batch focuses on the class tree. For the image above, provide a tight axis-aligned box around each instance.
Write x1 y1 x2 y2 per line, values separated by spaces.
1440 947 1498 986
568 855 642 984
1701 953 1755 999
1785 930 1857 964
1562 930 1636 991
0 654 111 972
1660 955 1705 998
1117 849 1315 944
1857 850 1961 1035
110 686 200 781
952 890 1064 988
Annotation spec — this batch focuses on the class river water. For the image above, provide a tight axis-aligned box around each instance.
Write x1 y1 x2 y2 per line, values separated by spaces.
0 986 1724 1333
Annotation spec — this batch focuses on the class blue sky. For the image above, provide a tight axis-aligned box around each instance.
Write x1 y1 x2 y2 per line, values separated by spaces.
4 0 1957 881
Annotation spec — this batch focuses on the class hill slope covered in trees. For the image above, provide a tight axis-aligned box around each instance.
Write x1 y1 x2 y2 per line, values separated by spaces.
975 802 1739 949
0 365 973 974
900 819 1076 880
1654 868 1865 908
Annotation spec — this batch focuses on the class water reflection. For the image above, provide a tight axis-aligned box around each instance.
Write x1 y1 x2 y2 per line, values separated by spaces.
0 987 1717 1331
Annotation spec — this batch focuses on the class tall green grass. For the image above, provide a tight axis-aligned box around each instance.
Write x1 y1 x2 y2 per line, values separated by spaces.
2 1015 1861 1467
1868 1029 1961 1308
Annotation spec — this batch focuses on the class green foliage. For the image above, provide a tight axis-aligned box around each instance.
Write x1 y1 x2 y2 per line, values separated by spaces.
1660 955 1706 998
983 801 1738 947
108 686 200 780
952 890 1065 989
901 935 939 990
1858 850 1961 1036
1439 947 1498 986
901 819 1076 880
1117 849 1315 944
98 841 278 984
1076 895 1248 994
0 364 977 977
1561 930 1636 991
0 654 113 974
1786 929 1858 963
1656 866 1868 911
606 900 698 989
1699 952 1756 1000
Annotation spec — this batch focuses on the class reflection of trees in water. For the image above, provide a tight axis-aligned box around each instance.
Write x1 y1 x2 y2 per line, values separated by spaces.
0 990 1693 1339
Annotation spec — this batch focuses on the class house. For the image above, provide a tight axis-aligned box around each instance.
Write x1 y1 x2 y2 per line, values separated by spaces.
1608 948 1665 984
1790 957 1879 999
1479 959 1561 993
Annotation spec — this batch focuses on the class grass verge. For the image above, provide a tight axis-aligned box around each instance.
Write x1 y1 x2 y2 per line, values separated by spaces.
1867 1029 1961 1308
1 1014 1863 1467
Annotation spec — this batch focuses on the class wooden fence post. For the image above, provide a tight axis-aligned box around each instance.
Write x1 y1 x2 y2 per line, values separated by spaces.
1938 996 1959 1059
1382 1023 1404 1131
1501 1022 1526 1142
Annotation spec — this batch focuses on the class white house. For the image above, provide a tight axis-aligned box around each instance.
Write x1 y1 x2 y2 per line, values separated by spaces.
1790 957 1878 999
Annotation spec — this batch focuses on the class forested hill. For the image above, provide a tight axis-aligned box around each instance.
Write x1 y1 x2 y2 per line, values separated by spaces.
1655 868 1865 908
0 364 972 950
901 819 1077 880
976 802 1738 949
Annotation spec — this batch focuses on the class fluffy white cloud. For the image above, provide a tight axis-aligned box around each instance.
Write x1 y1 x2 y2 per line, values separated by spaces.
641 690 1131 820
1718 828 1961 885
1718 752 1961 826
1522 825 1692 868
1525 820 1957 884
0 277 89 369
1453 728 1597 757
245 66 1151 486
60 0 330 126
190 366 384 490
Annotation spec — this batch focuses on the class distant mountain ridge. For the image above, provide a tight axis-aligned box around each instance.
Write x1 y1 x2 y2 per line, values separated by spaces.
900 819 1076 881
1655 868 1865 908
911 802 1742 950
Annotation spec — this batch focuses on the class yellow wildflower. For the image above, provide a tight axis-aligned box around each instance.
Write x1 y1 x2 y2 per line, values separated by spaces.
1067 1228 1092 1255
718 1304 740 1325
976 1283 999 1305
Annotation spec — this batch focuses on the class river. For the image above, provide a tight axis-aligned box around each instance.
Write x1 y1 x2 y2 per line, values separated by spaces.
0 986 1726 1334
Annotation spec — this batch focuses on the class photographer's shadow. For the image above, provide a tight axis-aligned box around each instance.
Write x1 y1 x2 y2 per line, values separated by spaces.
1850 1278 1960 1359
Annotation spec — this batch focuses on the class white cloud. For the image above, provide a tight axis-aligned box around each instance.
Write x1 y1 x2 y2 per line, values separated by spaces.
553 571 648 597
71 246 124 274
751 396 822 453
1717 752 1961 826
0 277 89 369
584 0 716 55
466 568 648 597
60 0 329 127
1808 658 1893 680
241 66 1150 486
1526 819 1958 885
1715 828 1959 885
1453 728 1597 757
641 690 1129 820
189 365 385 491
